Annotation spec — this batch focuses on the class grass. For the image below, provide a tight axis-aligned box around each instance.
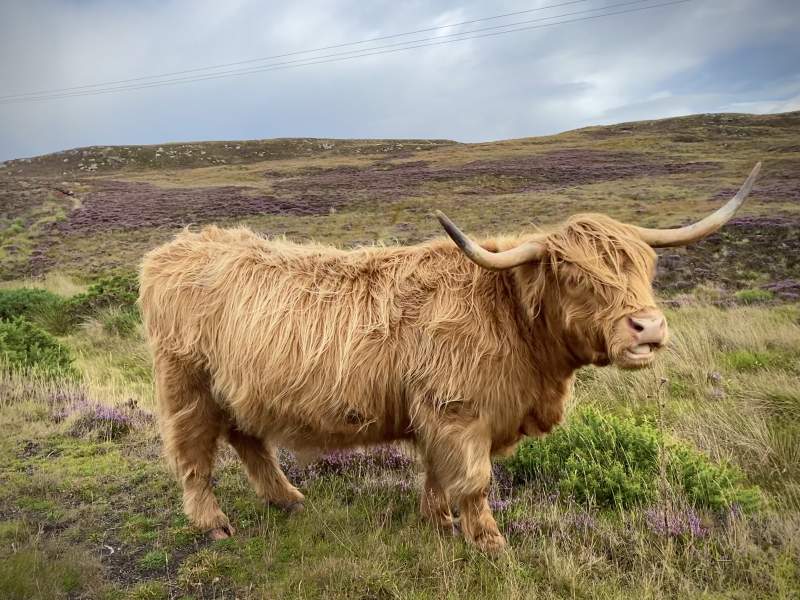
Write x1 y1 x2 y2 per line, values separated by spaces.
0 112 798 597
0 297 798 598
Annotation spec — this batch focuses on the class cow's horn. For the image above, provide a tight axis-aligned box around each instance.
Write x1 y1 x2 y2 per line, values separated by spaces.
435 210 545 270
633 162 761 248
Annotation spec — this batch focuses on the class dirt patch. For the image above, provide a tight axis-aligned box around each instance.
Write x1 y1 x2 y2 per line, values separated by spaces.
18 440 41 459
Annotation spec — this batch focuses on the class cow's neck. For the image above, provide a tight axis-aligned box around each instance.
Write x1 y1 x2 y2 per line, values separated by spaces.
503 266 586 375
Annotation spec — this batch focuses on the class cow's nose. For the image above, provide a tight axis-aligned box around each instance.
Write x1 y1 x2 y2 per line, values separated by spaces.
627 312 666 346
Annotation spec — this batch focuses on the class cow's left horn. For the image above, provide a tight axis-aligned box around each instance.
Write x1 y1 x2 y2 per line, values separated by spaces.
633 162 761 248
435 210 545 270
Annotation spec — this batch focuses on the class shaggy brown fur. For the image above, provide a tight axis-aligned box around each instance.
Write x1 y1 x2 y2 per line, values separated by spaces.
139 214 661 552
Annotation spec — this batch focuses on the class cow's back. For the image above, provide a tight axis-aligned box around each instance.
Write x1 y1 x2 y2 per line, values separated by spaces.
139 225 535 448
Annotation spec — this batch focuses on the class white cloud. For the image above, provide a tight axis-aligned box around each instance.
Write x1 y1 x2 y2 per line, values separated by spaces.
0 0 798 160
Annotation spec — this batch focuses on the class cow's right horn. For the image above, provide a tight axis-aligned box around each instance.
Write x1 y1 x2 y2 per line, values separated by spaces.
436 210 545 270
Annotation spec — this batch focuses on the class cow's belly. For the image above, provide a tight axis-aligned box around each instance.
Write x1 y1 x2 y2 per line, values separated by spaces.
217 382 414 449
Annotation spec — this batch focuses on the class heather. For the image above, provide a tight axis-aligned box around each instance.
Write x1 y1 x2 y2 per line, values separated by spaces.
0 297 798 598
3 112 799 288
0 112 799 597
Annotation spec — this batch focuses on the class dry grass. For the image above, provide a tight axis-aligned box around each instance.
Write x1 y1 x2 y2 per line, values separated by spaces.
0 271 87 296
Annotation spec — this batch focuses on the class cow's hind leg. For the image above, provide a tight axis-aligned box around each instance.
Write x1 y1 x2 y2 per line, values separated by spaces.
226 427 305 512
156 355 232 539
418 419 505 553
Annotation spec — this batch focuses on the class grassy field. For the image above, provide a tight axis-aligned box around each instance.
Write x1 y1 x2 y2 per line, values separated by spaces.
2 111 799 295
1 293 798 599
1 112 799 598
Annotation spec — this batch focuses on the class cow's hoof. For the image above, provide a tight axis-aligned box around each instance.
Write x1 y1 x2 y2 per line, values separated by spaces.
208 524 235 540
284 501 305 514
473 530 507 554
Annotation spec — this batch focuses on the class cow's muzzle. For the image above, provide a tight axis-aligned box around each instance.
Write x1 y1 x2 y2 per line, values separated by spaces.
614 309 668 368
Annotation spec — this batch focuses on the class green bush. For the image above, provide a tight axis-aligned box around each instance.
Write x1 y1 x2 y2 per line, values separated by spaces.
0 288 64 323
65 274 139 325
505 408 761 511
734 288 774 305
668 445 761 512
0 317 76 376
505 409 660 509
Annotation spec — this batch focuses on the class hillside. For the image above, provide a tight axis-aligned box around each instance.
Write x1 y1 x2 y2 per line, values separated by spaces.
1 113 799 599
2 111 799 299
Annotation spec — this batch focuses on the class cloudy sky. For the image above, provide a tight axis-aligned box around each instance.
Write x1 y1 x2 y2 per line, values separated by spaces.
0 0 798 161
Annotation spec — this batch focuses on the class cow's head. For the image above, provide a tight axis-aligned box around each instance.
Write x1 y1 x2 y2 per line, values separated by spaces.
437 163 761 370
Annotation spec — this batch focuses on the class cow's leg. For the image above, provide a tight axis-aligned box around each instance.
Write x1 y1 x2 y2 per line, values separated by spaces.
420 469 455 531
226 427 305 511
419 419 505 553
155 355 232 539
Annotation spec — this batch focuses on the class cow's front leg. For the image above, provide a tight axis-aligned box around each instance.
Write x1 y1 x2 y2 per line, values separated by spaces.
418 418 506 553
458 486 505 553
420 470 455 532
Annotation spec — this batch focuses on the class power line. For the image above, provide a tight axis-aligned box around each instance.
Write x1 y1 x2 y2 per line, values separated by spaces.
0 0 595 100
5 0 661 102
0 0 691 105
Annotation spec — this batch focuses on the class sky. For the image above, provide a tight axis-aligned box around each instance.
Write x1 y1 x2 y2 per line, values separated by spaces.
0 0 798 161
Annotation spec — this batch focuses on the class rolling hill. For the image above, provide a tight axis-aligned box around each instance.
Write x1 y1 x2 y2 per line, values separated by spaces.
1 112 799 598
2 111 799 300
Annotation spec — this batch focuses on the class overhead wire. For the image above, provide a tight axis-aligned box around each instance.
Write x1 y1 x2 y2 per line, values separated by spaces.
0 0 691 105
0 0 596 100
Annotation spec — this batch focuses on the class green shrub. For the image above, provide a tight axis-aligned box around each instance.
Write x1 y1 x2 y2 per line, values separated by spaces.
138 549 169 571
734 288 774 305
0 288 64 323
65 274 139 325
0 317 77 376
505 409 660 509
668 445 761 511
505 408 761 511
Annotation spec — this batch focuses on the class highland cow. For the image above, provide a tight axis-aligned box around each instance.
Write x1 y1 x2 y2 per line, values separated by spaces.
139 163 760 552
